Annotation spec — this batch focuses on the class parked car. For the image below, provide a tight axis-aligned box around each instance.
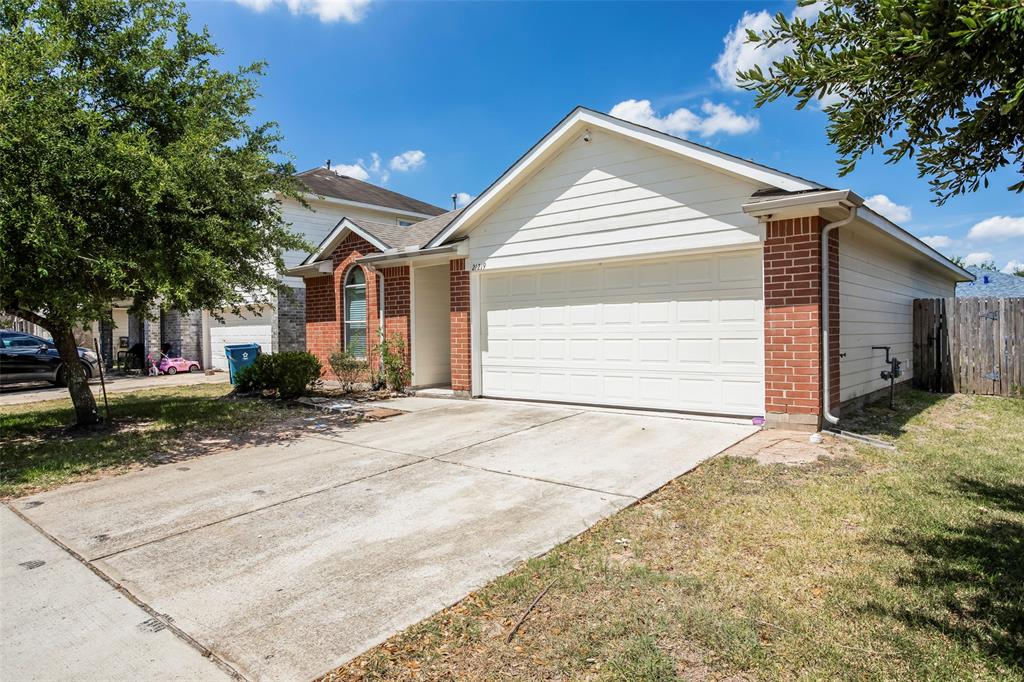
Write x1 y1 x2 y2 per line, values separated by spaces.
0 330 101 386
156 355 201 375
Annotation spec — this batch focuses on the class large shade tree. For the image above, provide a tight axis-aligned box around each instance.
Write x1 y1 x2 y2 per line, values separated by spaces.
0 0 307 426
738 0 1024 205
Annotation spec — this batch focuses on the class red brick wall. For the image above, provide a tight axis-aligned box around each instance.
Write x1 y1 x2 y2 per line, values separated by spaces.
763 216 840 423
304 232 380 376
450 258 471 392
380 265 411 369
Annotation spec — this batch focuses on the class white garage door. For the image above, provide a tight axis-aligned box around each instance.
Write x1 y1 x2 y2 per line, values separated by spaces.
480 251 764 415
209 312 272 371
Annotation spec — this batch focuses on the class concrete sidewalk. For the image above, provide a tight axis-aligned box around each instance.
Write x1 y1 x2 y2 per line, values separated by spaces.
0 372 229 407
0 506 231 681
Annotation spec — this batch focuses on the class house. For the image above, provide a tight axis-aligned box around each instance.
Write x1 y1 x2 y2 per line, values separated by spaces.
288 107 972 430
96 168 445 371
956 267 1024 297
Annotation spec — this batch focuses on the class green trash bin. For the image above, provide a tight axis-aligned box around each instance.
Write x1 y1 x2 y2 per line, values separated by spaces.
224 343 261 384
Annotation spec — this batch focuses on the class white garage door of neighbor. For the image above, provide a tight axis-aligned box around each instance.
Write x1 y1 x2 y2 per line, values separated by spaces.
209 315 272 371
480 251 764 415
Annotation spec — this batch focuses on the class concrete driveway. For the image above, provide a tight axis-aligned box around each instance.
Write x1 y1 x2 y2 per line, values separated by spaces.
7 397 755 681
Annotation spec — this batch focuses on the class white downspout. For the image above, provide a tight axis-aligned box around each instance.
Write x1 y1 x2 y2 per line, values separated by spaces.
821 206 858 427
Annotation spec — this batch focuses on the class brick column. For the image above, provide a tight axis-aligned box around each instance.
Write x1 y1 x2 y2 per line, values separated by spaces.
763 216 839 430
449 258 471 393
381 265 411 370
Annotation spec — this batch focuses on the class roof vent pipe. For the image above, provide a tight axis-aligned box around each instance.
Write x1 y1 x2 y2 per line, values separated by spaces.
821 206 858 427
451 193 458 210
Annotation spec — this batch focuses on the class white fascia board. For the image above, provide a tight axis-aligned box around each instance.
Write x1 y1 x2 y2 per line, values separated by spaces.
302 217 390 265
856 205 974 282
743 190 973 282
742 189 855 216
297 192 438 220
285 259 332 277
426 106 822 249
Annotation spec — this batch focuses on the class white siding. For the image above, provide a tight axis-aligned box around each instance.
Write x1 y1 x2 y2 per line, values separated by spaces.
838 227 956 401
412 264 451 386
467 130 770 271
280 198 422 287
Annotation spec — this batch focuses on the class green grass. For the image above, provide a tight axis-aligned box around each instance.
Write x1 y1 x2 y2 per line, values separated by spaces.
0 384 306 497
327 391 1024 681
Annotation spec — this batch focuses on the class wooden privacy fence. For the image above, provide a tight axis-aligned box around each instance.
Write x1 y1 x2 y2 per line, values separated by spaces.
913 297 1024 398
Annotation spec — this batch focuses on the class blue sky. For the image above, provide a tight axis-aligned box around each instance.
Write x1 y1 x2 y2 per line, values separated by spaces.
186 0 1024 272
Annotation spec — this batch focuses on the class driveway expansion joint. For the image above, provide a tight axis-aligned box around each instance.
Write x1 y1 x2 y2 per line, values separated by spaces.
2 502 247 681
434 458 637 501
87 455 430 562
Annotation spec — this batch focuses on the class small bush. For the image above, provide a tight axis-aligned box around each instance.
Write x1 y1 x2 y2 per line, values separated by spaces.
374 333 411 392
234 351 322 399
328 345 368 392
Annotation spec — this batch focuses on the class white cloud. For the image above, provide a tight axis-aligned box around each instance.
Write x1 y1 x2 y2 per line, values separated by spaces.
1002 259 1024 274
232 0 370 22
329 148 426 184
967 215 1024 241
920 235 952 249
455 192 474 208
330 162 369 181
865 194 912 223
713 3 839 108
714 10 790 90
389 150 426 172
964 252 995 267
609 99 758 138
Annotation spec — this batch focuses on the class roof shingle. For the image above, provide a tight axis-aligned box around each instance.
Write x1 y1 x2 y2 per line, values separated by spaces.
295 167 445 217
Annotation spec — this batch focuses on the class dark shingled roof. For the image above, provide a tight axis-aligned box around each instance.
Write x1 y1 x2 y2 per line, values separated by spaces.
957 267 1024 298
349 208 465 250
296 167 445 217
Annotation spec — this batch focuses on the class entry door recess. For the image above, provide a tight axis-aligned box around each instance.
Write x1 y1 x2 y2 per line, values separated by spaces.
479 250 764 415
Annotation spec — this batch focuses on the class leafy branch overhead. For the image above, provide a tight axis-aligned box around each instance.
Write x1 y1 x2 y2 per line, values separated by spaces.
738 0 1024 204
0 0 310 425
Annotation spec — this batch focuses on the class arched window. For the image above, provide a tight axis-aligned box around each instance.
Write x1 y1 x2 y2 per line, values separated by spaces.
344 267 367 358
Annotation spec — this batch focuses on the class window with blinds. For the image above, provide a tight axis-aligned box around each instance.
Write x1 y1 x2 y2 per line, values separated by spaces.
344 267 367 358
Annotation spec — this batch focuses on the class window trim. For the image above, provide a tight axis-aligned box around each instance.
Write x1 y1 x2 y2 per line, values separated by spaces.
343 267 368 359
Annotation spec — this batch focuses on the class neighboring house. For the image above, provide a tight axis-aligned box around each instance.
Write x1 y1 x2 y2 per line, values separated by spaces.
956 267 1024 298
96 168 445 371
289 106 972 430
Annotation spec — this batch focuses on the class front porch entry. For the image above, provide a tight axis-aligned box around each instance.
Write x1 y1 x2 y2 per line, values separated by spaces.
411 263 451 388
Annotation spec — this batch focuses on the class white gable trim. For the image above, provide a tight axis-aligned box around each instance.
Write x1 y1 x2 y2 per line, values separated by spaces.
300 217 390 266
426 106 823 248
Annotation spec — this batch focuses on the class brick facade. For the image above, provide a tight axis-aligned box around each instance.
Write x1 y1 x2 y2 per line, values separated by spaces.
304 232 381 375
449 259 471 392
380 265 412 370
763 215 839 429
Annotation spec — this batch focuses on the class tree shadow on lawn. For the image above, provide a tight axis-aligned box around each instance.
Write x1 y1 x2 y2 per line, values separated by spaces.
839 389 949 440
865 476 1024 671
0 391 361 496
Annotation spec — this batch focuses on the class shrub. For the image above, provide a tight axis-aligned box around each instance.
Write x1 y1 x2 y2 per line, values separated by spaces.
328 345 368 392
233 351 322 399
374 333 411 392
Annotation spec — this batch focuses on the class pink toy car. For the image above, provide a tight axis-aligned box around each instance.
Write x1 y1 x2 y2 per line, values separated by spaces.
157 355 201 375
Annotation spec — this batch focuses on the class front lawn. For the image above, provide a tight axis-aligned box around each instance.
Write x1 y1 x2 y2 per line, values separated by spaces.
0 384 310 498
329 391 1024 681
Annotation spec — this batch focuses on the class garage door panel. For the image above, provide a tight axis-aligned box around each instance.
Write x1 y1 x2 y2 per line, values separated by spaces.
480 252 764 415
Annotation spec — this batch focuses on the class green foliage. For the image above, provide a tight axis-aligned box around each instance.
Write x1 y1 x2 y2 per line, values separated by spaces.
949 255 999 271
328 345 368 393
0 0 310 423
374 333 411 393
235 352 322 399
738 0 1024 204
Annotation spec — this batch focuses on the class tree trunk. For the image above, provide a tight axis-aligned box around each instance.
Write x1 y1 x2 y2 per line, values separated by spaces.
51 324 100 426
